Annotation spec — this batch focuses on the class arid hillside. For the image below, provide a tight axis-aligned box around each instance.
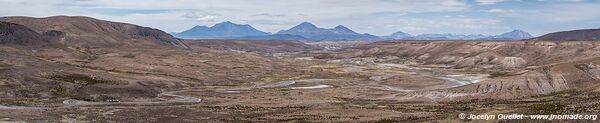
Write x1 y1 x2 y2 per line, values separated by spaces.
532 29 600 41
0 21 54 46
315 40 600 101
0 16 321 102
333 41 600 71
0 16 188 48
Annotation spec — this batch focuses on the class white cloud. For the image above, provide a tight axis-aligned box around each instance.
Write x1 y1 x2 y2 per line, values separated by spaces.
195 15 219 22
476 0 505 5
502 3 600 22
0 0 471 33
181 12 221 22
350 14 503 35
485 9 510 13
251 13 286 18
537 0 585 2
0 0 598 36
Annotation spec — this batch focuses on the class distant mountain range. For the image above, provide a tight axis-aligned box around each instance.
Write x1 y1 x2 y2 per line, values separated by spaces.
381 31 413 40
236 34 309 41
381 30 533 40
413 34 489 40
173 21 534 41
486 30 534 40
275 22 380 41
173 21 270 39
173 22 379 41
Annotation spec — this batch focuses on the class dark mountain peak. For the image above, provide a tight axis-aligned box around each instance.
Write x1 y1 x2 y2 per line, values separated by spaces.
294 22 318 29
331 25 357 34
334 25 348 29
299 22 314 25
174 21 269 39
213 21 256 29
213 21 242 27
219 21 234 24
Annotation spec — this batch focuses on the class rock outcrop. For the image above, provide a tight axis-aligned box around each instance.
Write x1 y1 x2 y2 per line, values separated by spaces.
0 21 48 45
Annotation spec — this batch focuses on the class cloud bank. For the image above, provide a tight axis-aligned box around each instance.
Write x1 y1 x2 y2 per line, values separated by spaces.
1 0 599 36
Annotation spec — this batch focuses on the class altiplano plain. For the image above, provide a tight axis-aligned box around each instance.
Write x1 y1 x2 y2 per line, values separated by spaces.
1 15 600 122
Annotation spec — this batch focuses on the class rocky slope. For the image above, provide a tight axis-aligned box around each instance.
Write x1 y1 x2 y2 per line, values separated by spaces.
0 16 188 48
341 41 600 71
0 16 318 101
0 21 49 45
532 28 600 41
320 40 600 101
406 57 600 101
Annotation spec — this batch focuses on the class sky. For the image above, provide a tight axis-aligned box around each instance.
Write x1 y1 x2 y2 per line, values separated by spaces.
1 0 599 36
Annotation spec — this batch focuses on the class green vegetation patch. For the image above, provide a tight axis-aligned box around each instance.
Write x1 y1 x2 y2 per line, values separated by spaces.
488 72 510 78
121 54 136 58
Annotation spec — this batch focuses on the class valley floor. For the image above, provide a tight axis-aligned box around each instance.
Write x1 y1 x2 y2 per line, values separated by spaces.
2 41 600 122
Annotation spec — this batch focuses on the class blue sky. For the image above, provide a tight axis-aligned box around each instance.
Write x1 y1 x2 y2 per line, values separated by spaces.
1 0 599 36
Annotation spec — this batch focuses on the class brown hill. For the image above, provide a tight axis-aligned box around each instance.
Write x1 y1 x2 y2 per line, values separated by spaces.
0 16 188 48
337 41 600 71
532 29 600 41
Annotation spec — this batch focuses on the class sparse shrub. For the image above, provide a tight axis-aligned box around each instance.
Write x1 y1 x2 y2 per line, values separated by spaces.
122 54 136 58
527 103 567 114
488 72 509 78
49 86 74 97
0 62 10 67
369 118 399 123
314 53 334 59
